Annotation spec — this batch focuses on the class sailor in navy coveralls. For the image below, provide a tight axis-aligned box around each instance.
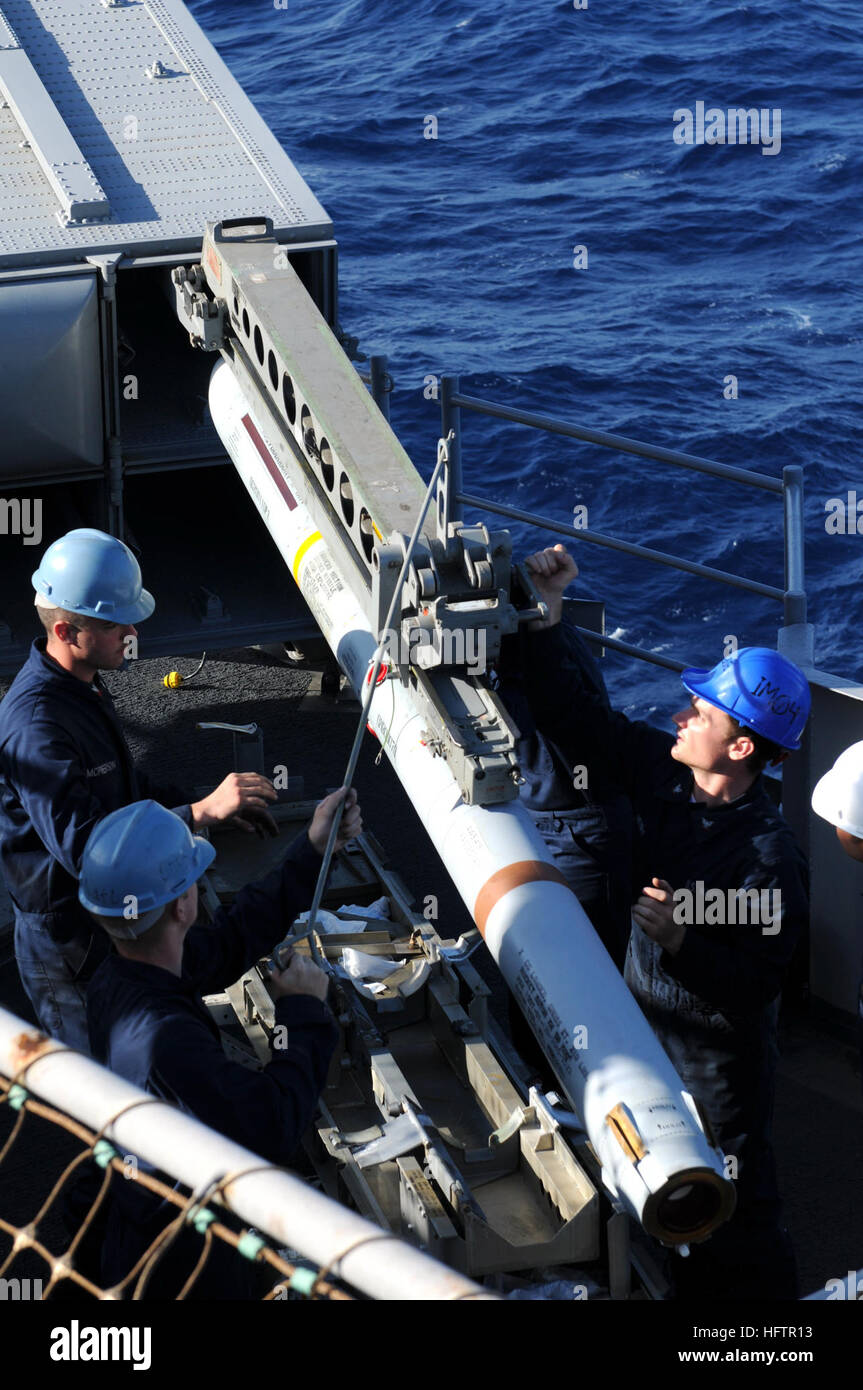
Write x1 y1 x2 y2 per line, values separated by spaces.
0 529 281 1051
495 619 633 969
521 544 811 1302
79 791 358 1298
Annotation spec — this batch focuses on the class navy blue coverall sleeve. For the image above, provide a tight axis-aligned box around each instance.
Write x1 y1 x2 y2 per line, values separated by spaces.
149 993 337 1167
183 830 322 996
153 830 334 1165
2 720 192 879
2 721 108 878
520 623 674 795
134 766 193 825
498 618 611 707
545 619 612 709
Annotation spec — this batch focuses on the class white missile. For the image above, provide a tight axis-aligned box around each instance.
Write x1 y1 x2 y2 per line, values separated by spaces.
208 358 736 1246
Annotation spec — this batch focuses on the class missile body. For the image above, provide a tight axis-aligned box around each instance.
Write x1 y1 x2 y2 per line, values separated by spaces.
208 358 735 1245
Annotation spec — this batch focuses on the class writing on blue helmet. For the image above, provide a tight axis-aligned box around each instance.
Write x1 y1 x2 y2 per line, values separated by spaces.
681 647 810 751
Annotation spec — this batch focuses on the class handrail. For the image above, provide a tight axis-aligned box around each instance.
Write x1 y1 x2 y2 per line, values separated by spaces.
439 376 807 635
575 625 686 674
450 390 784 493
457 492 784 601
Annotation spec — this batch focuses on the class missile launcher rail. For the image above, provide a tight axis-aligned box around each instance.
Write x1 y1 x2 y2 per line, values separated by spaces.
174 217 549 807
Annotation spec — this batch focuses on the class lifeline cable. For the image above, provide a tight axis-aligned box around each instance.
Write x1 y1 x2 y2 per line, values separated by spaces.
275 433 453 968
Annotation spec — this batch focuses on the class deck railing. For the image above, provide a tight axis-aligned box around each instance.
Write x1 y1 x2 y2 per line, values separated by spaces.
437 375 808 671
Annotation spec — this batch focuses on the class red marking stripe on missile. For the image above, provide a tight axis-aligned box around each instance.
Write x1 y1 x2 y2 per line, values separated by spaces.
241 413 297 511
474 861 570 937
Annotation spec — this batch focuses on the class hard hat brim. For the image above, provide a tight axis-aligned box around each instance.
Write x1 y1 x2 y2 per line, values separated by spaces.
680 667 735 720
114 586 156 624
680 667 712 699
31 582 156 625
79 832 216 924
811 767 863 839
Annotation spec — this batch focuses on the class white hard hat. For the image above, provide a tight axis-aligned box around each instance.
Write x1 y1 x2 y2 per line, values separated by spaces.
811 741 863 838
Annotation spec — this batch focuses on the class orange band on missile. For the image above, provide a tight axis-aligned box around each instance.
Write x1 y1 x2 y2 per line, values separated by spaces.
473 861 570 937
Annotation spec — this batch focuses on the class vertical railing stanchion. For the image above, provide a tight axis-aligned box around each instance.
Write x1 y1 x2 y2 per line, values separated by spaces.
440 375 463 529
782 464 807 629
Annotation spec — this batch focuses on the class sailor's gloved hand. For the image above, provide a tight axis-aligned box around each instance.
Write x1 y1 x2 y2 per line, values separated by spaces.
191 772 279 836
524 545 579 628
632 877 686 956
308 786 362 855
267 951 329 1003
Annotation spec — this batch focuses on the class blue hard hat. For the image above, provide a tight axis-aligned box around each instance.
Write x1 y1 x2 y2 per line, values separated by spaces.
681 647 810 751
79 801 215 937
32 528 155 624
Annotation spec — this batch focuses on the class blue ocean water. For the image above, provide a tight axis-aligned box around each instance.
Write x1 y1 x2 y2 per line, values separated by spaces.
190 0 862 720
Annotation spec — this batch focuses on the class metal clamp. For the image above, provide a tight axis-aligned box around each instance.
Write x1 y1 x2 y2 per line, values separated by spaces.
172 264 226 350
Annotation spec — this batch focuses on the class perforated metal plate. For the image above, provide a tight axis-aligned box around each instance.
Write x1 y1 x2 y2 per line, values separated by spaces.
0 0 331 265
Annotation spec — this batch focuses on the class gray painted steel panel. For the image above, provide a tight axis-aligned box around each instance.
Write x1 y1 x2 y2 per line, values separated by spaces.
0 0 331 265
0 272 103 470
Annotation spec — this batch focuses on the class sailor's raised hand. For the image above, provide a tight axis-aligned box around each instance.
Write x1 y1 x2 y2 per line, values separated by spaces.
524 545 579 627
